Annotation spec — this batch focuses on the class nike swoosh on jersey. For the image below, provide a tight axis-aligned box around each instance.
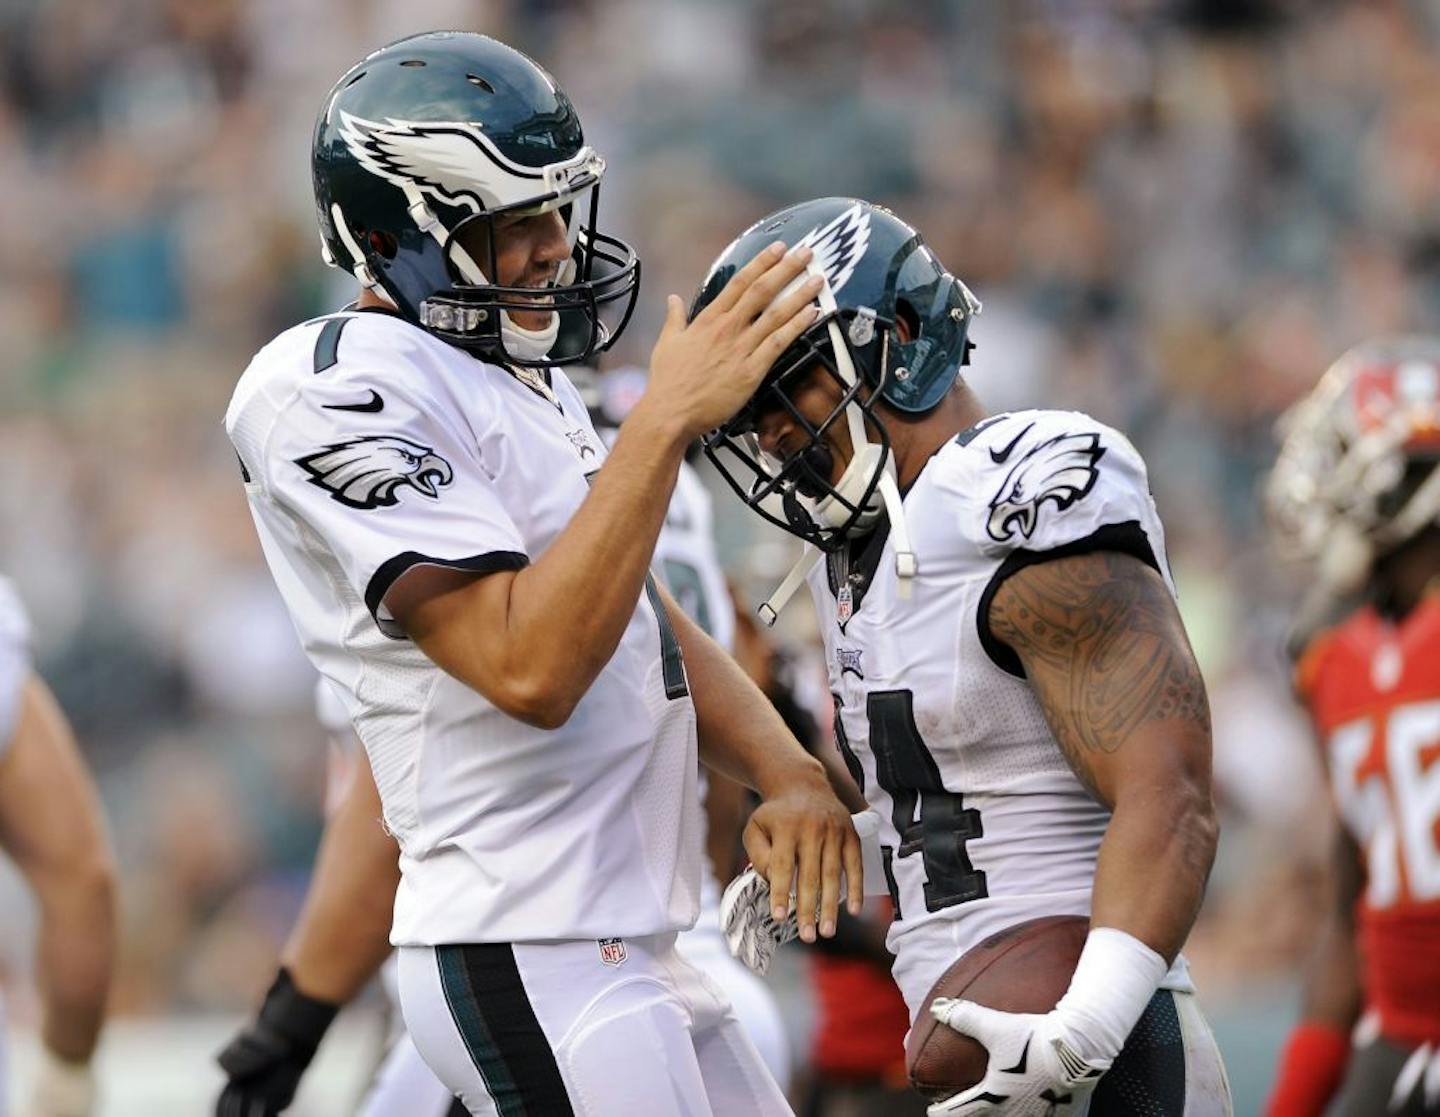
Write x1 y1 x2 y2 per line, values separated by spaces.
989 421 1035 464
323 390 384 413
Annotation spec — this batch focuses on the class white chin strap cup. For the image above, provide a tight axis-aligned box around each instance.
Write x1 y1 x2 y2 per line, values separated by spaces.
501 311 561 362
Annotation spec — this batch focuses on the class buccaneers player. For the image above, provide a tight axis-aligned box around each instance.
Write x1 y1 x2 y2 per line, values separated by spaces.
1265 339 1440 1117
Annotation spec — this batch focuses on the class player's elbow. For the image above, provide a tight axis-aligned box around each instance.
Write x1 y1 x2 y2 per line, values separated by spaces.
1178 785 1219 861
490 672 583 730
32 840 118 930
1112 761 1219 874
1157 777 1220 878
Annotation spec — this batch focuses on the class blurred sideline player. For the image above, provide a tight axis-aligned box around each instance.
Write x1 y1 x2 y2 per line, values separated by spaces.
215 366 791 1115
1264 339 1440 1117
700 198 1231 1115
0 577 116 1117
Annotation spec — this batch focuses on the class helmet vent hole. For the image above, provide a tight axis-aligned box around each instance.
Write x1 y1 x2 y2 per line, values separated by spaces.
895 298 921 343
368 230 398 260
345 71 366 88
466 74 495 93
399 59 426 68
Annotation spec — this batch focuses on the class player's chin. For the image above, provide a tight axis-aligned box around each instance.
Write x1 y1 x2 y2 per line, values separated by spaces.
509 306 555 332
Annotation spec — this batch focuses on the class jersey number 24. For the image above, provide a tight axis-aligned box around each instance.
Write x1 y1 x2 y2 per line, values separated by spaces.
835 689 988 918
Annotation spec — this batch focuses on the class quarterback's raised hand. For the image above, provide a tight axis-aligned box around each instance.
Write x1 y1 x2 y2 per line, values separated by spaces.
639 241 821 440
926 1001 1110 1116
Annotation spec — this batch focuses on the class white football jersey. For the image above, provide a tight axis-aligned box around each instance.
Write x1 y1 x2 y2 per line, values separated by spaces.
226 310 701 946
806 409 1191 1016
655 464 735 656
0 577 31 754
647 460 736 927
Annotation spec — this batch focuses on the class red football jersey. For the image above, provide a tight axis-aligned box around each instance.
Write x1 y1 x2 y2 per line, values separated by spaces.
1297 597 1440 1045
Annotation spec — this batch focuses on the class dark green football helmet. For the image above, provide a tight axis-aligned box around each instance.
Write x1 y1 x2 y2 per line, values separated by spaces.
694 197 980 551
312 32 639 366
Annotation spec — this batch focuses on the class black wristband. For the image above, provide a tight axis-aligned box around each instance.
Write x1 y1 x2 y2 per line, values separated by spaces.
256 968 340 1056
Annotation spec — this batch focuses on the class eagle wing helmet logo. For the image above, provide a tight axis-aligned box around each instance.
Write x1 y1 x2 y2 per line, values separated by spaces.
297 436 455 510
337 111 540 215
794 202 872 295
986 432 1106 543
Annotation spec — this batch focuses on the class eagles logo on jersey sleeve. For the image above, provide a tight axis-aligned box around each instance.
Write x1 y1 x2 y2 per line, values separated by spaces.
228 331 529 639
966 411 1162 566
945 410 1173 678
297 435 455 510
985 429 1105 543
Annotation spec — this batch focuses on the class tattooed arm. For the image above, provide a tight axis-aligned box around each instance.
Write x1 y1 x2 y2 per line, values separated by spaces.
988 550 1218 962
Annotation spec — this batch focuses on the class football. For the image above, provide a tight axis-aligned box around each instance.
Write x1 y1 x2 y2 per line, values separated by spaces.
905 914 1089 1101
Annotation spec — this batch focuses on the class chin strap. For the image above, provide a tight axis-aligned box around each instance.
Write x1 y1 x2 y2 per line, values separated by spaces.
878 469 917 597
758 544 822 627
756 272 920 623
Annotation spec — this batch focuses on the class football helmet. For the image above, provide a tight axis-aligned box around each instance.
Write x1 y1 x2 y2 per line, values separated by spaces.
312 32 639 366
695 198 979 554
1266 337 1440 592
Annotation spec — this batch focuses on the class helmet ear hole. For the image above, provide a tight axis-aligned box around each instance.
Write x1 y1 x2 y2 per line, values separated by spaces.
894 298 920 344
368 230 399 259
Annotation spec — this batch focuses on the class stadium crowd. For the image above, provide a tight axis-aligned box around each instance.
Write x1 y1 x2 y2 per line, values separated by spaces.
2 0 1437 1109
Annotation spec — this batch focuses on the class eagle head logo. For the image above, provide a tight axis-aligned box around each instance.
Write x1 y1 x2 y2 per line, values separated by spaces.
986 432 1106 543
297 436 455 510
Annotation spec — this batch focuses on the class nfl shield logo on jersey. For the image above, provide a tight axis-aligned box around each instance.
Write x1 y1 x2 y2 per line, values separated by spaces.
597 938 627 967
837 583 854 624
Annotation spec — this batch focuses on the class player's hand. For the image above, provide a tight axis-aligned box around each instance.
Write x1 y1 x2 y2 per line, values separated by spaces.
637 242 822 441
215 969 339 1117
719 864 799 975
926 1000 1110 1116
22 1046 96 1117
742 777 863 944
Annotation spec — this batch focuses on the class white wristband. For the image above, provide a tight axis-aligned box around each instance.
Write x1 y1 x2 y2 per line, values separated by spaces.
27 1044 96 1117
1052 927 1168 1064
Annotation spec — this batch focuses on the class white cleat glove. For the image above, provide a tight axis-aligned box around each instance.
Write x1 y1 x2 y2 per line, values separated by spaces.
719 865 798 976
24 1045 97 1117
926 1000 1110 1116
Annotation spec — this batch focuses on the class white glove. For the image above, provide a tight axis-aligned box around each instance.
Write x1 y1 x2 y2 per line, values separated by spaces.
24 1045 96 1117
719 865 798 975
925 1000 1109 1116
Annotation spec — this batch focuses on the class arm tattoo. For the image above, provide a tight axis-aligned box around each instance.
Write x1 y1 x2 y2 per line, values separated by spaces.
989 551 1210 787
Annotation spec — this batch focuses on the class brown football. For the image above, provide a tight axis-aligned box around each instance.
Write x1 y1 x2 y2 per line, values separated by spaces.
905 914 1089 1101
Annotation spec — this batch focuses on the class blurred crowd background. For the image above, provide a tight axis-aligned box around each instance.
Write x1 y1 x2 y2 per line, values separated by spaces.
3 0 1437 1111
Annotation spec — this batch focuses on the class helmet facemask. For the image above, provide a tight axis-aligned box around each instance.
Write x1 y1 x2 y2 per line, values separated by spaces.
705 301 897 554
706 275 923 624
421 172 640 366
